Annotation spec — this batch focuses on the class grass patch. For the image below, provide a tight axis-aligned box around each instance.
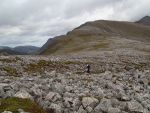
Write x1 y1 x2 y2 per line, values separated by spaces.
62 60 82 65
122 61 148 71
42 35 110 55
0 97 47 113
24 60 69 74
3 67 18 76
24 60 49 74
92 42 109 49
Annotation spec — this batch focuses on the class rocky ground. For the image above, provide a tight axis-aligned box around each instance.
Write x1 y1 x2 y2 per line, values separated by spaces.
0 50 150 113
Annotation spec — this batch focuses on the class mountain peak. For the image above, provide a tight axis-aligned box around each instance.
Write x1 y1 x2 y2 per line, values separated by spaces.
140 16 150 21
142 16 150 19
137 16 150 26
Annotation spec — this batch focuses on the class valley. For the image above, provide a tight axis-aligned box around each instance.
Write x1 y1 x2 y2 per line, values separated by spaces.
0 16 150 113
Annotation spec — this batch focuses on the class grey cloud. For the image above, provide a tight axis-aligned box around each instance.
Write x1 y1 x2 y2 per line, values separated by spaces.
63 0 122 18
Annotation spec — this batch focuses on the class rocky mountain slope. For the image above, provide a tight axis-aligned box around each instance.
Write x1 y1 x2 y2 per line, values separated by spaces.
40 18 150 55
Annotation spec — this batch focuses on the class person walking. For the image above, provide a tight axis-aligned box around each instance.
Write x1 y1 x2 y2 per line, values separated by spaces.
86 64 91 73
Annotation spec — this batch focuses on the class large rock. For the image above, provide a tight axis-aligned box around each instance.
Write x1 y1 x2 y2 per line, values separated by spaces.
14 90 33 100
77 106 87 113
86 106 93 112
45 92 61 102
94 88 104 99
53 83 65 93
104 71 112 80
143 109 150 113
127 101 144 113
108 107 121 113
65 86 73 92
63 97 73 108
94 98 112 112
30 86 43 98
0 83 12 92
0 83 14 98
72 98 81 111
82 97 99 109
98 87 104 94
0 86 5 98
49 103 62 113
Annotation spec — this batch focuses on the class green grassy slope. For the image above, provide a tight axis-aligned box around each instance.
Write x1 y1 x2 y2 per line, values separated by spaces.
41 20 150 55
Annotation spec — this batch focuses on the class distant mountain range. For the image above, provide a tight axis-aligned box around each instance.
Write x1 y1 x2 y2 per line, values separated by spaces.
40 16 150 55
0 46 40 55
13 46 40 54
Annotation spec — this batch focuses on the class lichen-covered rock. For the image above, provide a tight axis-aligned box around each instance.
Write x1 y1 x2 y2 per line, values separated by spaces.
108 107 121 113
63 97 74 108
0 83 13 98
49 103 62 113
127 101 144 113
45 92 61 102
94 98 112 112
53 83 65 93
14 90 33 100
77 106 87 113
82 97 99 109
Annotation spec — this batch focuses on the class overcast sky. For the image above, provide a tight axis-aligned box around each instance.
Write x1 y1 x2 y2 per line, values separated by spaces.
0 0 150 47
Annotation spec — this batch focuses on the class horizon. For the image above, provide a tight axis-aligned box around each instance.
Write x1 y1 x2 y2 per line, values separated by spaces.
0 0 150 47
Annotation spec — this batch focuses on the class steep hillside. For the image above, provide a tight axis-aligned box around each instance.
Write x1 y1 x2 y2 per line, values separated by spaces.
137 16 150 26
40 20 150 55
39 38 59 54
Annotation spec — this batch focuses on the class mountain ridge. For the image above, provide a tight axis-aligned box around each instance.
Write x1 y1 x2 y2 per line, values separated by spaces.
136 16 150 26
13 46 40 54
0 46 40 55
0 48 24 55
40 18 150 55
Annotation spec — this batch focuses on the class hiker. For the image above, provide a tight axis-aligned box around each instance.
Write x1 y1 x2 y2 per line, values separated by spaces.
86 64 90 73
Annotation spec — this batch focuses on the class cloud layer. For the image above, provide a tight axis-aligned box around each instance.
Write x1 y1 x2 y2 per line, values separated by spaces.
0 0 150 47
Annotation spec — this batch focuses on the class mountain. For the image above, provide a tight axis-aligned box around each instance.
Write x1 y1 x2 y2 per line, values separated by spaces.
0 46 18 55
137 16 150 26
13 46 40 54
39 38 57 54
0 48 23 55
40 19 150 55
0 46 40 55
0 46 11 50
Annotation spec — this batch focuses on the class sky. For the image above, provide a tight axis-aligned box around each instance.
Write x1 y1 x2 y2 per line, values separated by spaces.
0 0 150 47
